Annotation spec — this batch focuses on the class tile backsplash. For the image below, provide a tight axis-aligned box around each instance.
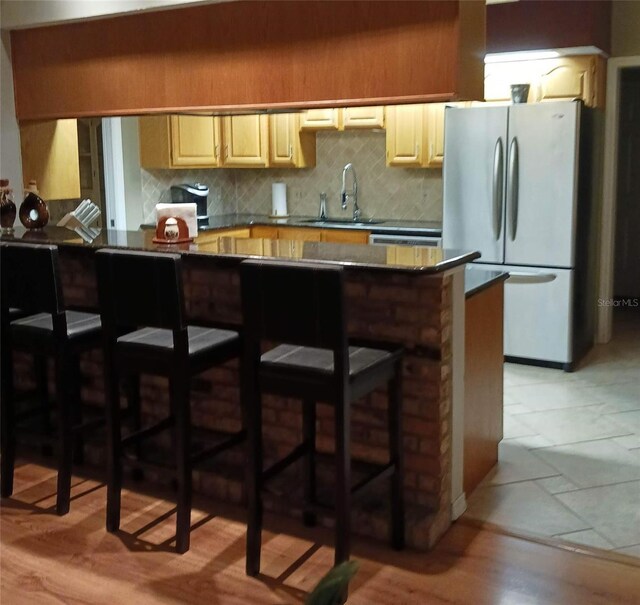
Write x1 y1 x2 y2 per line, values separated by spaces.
140 131 443 224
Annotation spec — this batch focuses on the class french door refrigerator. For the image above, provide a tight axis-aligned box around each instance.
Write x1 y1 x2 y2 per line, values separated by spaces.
443 101 595 371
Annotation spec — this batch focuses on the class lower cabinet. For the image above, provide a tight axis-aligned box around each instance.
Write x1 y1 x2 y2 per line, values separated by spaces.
321 229 369 244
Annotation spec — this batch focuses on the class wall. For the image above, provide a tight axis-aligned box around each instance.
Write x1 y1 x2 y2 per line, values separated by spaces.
487 0 611 54
0 31 22 192
140 131 444 225
611 0 640 57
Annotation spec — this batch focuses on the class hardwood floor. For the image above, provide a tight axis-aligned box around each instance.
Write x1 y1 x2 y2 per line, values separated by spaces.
1 461 639 605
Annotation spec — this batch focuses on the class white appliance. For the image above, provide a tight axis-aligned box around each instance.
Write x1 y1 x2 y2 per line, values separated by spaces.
443 101 595 370
369 233 442 247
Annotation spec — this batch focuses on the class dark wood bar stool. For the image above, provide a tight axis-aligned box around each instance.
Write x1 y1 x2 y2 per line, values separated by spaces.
95 249 243 553
1 242 103 514
240 259 405 577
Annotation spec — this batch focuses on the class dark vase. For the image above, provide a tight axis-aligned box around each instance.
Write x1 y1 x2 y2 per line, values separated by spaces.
19 190 49 230
0 179 17 233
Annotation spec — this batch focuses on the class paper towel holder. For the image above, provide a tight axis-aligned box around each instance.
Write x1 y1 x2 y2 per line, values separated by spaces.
270 181 289 218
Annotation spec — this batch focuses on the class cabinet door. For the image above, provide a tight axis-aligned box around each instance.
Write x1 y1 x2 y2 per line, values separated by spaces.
386 105 425 167
222 115 269 167
321 229 370 244
539 57 593 106
425 104 446 168
20 119 80 200
170 115 221 167
300 108 342 131
277 226 322 241
343 106 384 129
269 114 297 167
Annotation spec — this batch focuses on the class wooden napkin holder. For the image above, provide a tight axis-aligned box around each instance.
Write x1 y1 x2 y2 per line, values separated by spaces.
153 216 194 244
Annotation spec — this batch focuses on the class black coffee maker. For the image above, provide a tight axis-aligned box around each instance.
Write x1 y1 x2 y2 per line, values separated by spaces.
170 183 209 229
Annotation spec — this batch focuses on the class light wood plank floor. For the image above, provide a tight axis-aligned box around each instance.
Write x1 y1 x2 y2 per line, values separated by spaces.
1 461 639 605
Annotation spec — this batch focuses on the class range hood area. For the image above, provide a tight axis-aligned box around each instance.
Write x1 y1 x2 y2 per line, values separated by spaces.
10 1 485 121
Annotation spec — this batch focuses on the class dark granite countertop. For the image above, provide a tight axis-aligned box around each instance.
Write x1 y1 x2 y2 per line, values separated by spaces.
465 266 509 298
141 213 443 237
1 226 477 274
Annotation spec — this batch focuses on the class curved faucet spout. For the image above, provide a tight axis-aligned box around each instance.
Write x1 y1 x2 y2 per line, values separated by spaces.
341 163 360 220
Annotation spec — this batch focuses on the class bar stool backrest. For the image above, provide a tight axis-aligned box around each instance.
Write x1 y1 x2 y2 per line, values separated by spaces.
240 259 348 364
1 243 66 322
95 249 186 332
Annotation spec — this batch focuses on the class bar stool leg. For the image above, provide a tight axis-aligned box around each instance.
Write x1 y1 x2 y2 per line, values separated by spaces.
334 392 351 567
171 372 192 554
302 399 317 527
1 340 16 498
127 375 142 461
389 360 405 550
54 349 73 515
245 388 263 576
71 354 84 466
35 355 52 437
105 360 123 532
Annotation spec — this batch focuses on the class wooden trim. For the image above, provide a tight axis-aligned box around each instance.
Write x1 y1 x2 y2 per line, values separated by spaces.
11 1 484 121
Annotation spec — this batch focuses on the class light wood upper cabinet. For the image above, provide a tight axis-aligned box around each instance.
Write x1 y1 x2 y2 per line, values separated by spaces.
20 119 81 200
300 108 342 131
268 114 316 168
343 106 385 129
222 114 269 167
170 115 221 167
538 57 594 104
425 104 446 168
385 104 426 167
484 55 605 108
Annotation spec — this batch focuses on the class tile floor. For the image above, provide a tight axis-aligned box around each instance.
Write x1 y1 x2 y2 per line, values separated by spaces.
465 308 640 556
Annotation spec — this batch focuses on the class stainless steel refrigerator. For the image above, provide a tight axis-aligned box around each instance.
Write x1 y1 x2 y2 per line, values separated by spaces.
443 100 596 371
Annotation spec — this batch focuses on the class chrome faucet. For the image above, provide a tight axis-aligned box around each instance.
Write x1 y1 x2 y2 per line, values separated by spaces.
341 163 361 221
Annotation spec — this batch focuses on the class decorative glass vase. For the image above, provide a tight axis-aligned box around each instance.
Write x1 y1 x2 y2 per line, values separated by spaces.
19 181 49 230
0 179 17 234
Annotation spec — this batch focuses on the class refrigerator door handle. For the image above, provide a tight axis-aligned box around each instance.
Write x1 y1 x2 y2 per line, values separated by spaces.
492 138 504 240
508 137 519 241
507 271 557 284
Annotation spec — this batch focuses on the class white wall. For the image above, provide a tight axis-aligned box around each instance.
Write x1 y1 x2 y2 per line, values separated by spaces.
121 117 144 230
0 30 22 191
0 0 226 30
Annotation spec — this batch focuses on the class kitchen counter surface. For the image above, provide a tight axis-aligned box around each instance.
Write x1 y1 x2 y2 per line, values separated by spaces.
141 213 443 237
1 227 476 274
465 266 509 298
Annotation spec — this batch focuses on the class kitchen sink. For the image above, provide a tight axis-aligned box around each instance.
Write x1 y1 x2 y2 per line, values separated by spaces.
299 218 386 226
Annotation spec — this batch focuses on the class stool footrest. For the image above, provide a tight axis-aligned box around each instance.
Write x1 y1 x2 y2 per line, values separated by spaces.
121 416 174 448
121 451 176 476
72 417 105 434
262 442 310 484
190 430 246 466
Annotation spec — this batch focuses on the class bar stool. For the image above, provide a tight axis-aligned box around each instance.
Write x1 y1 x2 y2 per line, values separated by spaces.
240 259 405 577
1 242 103 514
95 249 243 553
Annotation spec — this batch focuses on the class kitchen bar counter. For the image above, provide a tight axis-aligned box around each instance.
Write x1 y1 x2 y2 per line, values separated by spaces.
141 213 443 237
2 227 475 274
465 266 509 298
4 226 476 552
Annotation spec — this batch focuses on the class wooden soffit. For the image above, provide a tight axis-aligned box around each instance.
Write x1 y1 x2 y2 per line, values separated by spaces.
11 0 485 121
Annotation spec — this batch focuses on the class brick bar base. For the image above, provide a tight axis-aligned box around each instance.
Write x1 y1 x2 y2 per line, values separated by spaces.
13 248 453 550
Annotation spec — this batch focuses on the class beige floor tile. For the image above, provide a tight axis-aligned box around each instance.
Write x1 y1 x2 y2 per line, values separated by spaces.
536 475 580 495
614 544 640 557
504 434 554 450
552 529 615 550
613 435 640 451
508 382 604 413
531 440 640 489
556 481 640 548
514 407 632 446
589 381 640 414
484 441 560 486
502 413 538 440
607 410 640 436
465 481 590 537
